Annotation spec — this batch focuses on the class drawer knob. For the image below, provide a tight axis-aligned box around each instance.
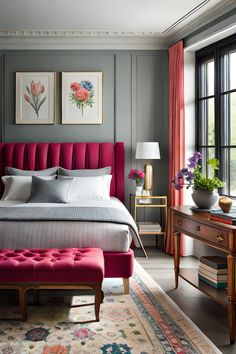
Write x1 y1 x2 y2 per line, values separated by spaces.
217 235 224 243
178 220 182 226
196 226 201 231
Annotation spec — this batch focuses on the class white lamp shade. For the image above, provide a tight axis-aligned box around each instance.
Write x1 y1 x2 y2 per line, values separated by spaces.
135 142 160 160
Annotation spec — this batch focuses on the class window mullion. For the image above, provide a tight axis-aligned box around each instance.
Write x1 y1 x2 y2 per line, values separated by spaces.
196 34 236 197
215 46 220 164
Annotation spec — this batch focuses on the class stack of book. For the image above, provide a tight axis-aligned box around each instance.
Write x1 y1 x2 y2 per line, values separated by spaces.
138 222 162 233
198 256 227 289
210 208 236 225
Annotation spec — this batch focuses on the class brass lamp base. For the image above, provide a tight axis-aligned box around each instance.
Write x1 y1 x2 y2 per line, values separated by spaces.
144 163 153 191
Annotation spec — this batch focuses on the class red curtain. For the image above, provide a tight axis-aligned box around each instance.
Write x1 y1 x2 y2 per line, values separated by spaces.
165 41 185 255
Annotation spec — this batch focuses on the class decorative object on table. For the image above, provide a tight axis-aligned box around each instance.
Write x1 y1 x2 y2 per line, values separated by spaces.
173 151 224 210
128 169 144 196
191 188 219 210
198 256 227 289
135 142 160 195
210 208 236 225
218 196 232 213
15 72 55 124
62 72 102 124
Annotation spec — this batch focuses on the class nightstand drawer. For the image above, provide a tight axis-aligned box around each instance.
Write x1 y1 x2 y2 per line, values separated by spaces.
173 214 228 248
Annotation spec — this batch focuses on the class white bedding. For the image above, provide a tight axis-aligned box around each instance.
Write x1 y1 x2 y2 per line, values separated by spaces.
0 198 135 252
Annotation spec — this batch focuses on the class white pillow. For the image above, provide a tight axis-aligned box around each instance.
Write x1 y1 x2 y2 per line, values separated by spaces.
1 175 56 201
68 175 112 201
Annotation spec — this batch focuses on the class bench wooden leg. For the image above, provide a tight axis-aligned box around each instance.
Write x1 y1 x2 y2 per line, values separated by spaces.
123 278 129 294
101 290 104 303
94 284 102 322
18 287 27 321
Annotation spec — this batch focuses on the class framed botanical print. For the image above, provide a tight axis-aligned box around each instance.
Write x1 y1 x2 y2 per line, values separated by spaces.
62 72 102 124
15 72 55 124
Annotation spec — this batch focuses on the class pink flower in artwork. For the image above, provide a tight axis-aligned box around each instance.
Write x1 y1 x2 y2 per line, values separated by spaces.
75 88 90 102
24 94 30 103
24 80 47 118
70 82 81 91
69 80 94 116
30 81 42 97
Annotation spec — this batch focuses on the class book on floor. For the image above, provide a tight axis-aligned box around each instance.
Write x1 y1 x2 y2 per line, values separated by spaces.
198 262 227 275
198 274 227 289
200 256 227 269
198 268 227 282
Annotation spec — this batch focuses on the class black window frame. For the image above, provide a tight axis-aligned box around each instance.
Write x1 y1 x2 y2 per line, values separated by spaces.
196 34 236 198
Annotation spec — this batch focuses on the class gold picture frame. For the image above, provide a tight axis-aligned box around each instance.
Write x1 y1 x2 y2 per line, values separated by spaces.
15 72 55 124
62 72 102 124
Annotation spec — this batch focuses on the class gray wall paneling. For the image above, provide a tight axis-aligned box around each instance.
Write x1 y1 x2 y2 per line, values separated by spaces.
132 52 168 197
0 50 168 208
115 53 132 205
4 51 115 143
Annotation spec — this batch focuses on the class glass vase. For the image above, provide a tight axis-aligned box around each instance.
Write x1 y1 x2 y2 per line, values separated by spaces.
135 180 144 196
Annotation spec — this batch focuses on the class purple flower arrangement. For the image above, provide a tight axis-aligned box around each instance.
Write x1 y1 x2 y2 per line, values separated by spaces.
128 169 145 185
173 152 224 192
173 152 201 190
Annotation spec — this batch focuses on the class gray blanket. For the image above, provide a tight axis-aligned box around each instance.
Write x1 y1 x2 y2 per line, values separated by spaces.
0 206 142 248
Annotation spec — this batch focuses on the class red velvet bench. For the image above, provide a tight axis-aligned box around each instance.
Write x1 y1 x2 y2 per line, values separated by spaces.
0 248 104 322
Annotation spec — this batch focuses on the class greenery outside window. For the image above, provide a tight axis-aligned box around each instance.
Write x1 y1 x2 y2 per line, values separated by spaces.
196 34 236 197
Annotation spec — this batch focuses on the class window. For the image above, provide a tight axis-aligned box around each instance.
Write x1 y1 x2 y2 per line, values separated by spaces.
196 34 236 197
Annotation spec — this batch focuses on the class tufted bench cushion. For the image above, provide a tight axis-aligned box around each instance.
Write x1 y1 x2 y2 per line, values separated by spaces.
0 248 104 283
0 247 104 322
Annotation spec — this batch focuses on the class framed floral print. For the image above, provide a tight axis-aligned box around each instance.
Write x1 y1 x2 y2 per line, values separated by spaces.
15 72 55 124
62 72 102 124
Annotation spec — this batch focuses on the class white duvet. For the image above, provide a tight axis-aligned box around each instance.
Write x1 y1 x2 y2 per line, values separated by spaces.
0 198 136 252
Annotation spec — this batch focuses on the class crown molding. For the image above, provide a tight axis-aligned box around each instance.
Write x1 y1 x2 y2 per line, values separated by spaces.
165 0 236 46
0 30 162 37
0 30 168 50
0 1 234 50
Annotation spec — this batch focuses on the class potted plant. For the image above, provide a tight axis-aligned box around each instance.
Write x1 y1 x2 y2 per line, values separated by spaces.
128 169 145 196
173 152 224 209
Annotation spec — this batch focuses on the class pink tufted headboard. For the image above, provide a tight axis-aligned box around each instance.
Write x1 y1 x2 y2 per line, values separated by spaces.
0 142 125 202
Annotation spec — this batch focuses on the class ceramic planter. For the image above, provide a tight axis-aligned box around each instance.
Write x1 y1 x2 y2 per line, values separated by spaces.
191 188 219 209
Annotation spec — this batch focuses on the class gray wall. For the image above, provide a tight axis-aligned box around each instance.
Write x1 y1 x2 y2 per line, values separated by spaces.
0 50 169 206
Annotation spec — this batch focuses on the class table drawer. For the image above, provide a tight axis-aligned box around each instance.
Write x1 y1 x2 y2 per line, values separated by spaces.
173 214 228 248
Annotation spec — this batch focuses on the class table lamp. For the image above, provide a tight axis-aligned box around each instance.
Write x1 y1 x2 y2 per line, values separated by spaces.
135 142 160 193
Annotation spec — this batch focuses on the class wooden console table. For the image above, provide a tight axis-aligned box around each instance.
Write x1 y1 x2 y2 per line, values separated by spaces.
171 206 236 344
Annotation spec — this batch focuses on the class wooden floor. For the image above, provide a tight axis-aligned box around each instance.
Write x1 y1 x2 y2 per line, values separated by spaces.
135 247 236 354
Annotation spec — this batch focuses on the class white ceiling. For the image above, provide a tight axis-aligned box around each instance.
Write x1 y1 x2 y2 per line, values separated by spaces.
0 0 225 34
0 0 234 50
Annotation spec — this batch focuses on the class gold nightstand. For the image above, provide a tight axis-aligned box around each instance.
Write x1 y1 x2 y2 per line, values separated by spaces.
130 195 168 254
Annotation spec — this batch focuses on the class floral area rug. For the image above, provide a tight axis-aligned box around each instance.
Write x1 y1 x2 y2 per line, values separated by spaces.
0 261 222 354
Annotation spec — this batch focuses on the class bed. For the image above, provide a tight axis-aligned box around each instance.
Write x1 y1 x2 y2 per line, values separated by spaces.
0 142 142 292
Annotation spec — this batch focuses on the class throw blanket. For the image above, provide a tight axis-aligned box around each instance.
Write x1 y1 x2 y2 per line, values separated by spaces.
0 206 142 248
